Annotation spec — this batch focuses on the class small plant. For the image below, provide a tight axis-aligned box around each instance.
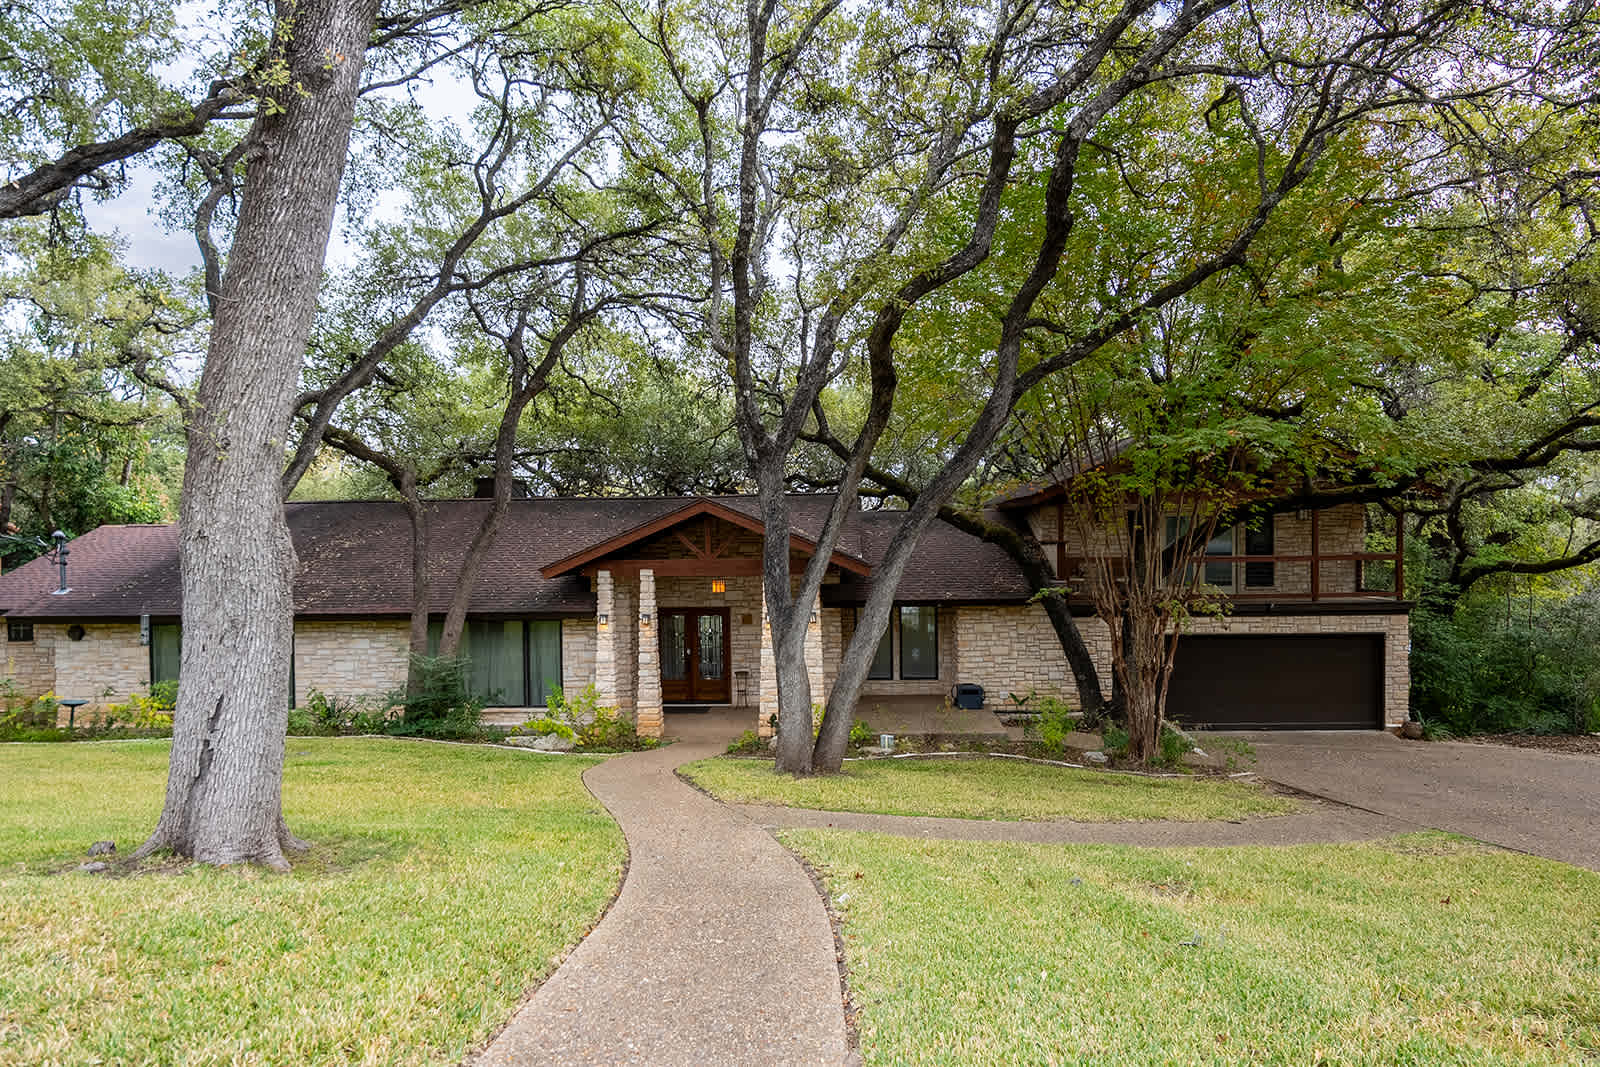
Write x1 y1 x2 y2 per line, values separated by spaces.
849 718 875 749
726 729 768 755
1213 737 1256 772
1419 717 1456 742
1035 696 1079 756
575 705 659 751
1005 690 1035 710
1156 724 1195 769
1101 723 1130 757
512 716 577 741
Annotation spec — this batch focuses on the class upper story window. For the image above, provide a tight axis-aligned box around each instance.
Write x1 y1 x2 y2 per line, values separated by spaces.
6 619 33 643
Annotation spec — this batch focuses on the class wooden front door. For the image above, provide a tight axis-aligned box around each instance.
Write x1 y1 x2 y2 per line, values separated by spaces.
658 608 731 703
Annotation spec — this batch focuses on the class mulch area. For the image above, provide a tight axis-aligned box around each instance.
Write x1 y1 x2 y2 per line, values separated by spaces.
1459 733 1600 757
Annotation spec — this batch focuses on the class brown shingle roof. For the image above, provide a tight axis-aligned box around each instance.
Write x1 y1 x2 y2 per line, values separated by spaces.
0 496 1030 619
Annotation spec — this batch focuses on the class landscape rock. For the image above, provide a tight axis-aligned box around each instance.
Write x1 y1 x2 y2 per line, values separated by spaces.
530 734 576 752
77 862 109 874
1399 721 1424 740
86 840 116 856
1083 750 1109 765
858 745 893 757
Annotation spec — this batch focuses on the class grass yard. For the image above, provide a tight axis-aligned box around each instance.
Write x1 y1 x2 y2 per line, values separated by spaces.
790 830 1600 1065
0 738 623 1066
680 755 1298 822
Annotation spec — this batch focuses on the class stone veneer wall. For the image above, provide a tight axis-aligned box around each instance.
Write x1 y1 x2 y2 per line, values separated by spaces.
953 603 1410 725
562 618 596 696
3 631 56 701
41 622 149 721
953 606 1077 706
292 619 410 706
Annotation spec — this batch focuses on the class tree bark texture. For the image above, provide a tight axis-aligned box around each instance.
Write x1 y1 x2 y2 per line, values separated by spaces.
136 0 379 870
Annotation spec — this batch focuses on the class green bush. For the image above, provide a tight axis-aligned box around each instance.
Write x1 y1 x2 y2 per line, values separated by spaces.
512 716 577 741
289 689 393 736
1156 724 1194 768
1411 592 1600 735
1101 723 1130 757
726 729 768 755
575 705 658 752
384 656 486 740
1035 696 1079 756
849 719 875 749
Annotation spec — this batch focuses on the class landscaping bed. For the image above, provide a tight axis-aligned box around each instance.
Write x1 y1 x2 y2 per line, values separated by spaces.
1461 732 1600 757
0 738 625 1066
679 755 1298 822
790 830 1600 1065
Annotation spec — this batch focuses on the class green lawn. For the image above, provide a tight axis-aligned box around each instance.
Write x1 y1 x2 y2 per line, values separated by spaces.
0 738 623 1066
789 830 1600 1065
680 755 1298 822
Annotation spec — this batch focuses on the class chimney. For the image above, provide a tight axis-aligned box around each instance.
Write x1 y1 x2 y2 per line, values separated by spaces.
473 476 530 499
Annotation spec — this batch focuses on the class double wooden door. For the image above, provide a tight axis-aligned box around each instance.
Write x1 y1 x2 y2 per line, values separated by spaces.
658 608 730 703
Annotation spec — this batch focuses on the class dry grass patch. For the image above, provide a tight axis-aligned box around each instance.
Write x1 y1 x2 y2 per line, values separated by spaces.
0 738 623 1066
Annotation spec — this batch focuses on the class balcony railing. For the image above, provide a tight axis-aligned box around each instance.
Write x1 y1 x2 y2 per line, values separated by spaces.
1055 548 1406 602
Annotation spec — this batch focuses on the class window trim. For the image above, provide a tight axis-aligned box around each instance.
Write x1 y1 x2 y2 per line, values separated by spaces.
897 604 939 681
6 618 33 643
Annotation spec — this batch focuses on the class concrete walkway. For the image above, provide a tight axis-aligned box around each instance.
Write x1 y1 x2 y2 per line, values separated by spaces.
1225 730 1600 871
736 797 1410 847
472 714 853 1067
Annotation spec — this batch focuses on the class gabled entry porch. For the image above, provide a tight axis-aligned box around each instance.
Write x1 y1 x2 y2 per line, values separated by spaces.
538 499 871 738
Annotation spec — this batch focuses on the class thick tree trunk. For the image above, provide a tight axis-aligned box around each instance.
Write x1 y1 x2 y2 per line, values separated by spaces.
135 0 378 870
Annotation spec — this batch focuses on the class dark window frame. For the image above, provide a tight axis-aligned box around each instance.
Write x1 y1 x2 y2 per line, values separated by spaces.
897 604 939 680
6 619 33 643
428 616 564 707
857 608 894 680
1244 517 1276 588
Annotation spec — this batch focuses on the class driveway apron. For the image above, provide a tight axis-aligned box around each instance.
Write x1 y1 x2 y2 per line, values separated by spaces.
473 726 853 1066
1227 730 1600 871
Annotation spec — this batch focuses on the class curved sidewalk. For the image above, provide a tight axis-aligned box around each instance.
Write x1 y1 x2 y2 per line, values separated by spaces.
733 798 1412 847
472 727 853 1067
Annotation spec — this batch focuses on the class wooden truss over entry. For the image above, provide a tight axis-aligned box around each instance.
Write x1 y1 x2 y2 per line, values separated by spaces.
538 498 872 580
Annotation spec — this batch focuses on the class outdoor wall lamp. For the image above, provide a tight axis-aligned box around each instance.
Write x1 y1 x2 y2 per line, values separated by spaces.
639 611 651 627
810 607 820 624
597 613 609 627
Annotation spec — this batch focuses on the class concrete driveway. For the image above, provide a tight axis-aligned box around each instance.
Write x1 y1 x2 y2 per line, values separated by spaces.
1220 730 1600 872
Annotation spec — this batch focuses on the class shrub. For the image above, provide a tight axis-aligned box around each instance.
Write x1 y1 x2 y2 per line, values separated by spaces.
512 716 577 741
1101 723 1130 757
575 706 658 752
1156 723 1194 768
384 655 485 740
289 689 392 736
848 719 875 749
1035 696 1079 756
1411 591 1600 735
726 729 768 755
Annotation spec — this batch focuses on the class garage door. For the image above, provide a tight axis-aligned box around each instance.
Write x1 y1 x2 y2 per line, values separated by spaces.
1166 634 1383 730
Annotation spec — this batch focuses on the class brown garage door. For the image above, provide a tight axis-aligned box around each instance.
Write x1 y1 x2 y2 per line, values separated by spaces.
1166 634 1383 730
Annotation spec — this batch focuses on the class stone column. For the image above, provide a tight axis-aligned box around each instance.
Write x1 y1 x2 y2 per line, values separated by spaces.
594 569 618 708
635 568 663 738
758 584 778 736
803 591 826 707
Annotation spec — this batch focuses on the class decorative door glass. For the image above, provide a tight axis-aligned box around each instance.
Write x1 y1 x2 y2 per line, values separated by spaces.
698 614 725 680
661 614 689 681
